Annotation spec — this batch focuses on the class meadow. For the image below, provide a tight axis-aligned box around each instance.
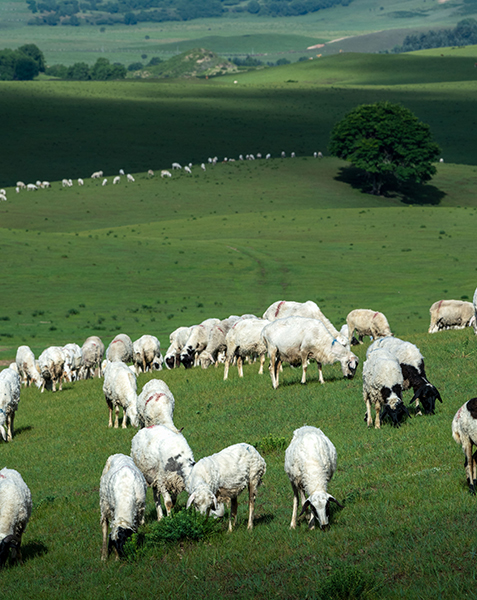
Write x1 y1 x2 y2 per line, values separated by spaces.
1 49 477 599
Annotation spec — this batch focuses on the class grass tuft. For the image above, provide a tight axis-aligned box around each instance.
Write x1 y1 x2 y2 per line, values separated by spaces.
315 566 380 600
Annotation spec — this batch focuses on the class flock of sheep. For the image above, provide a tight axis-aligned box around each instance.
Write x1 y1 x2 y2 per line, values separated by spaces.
1 292 477 565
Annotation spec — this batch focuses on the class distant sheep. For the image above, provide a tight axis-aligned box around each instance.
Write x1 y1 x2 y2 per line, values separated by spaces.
428 300 475 333
0 369 21 442
346 309 393 345
161 170 172 178
113 176 120 185
184 166 192 174
102 178 108 186
15 345 41 389
223 318 270 380
172 162 182 170
164 326 192 369
132 335 162 374
80 335 104 379
0 468 32 567
91 171 103 179
103 361 138 428
127 174 135 182
38 346 66 392
106 333 133 364
199 317 240 369
180 318 220 369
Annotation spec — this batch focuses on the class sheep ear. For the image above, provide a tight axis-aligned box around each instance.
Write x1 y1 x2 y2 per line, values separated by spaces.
186 494 195 509
436 389 443 403
410 385 426 405
299 499 311 518
328 496 344 509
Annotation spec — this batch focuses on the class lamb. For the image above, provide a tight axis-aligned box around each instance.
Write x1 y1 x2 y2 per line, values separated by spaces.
131 424 195 520
367 336 442 415
263 300 348 347
428 299 475 333
136 379 178 431
180 318 220 369
223 318 270 380
346 309 393 345
0 369 21 442
363 347 409 428
99 454 147 560
38 346 67 392
452 398 477 493
103 361 138 428
261 316 359 389
0 468 32 567
186 443 266 532
164 326 192 369
15 345 41 388
106 333 133 364
284 426 343 530
62 343 83 382
80 335 104 379
199 316 240 369
132 335 162 374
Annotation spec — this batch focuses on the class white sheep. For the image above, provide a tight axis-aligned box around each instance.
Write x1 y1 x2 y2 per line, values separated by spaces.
346 309 393 345
80 335 104 379
261 316 358 389
119 169 125 175
223 318 270 380
184 166 192 174
126 174 135 182
284 426 343 530
26 183 38 191
103 361 138 428
367 336 442 415
452 398 477 493
0 369 21 442
186 443 266 532
136 379 178 431
99 453 147 560
77 178 84 186
15 345 41 389
106 333 133 364
131 424 195 520
172 162 182 170
91 170 103 179
113 176 120 185
164 326 192 369
199 316 240 369
363 347 409 429
102 178 108 186
38 346 67 392
161 170 172 178
428 299 475 333
16 181 26 189
180 318 220 369
201 163 206 171
0 468 32 567
62 343 83 382
132 335 162 374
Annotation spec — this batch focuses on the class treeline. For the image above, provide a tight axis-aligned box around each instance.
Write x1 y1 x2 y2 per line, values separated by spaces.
46 57 126 79
393 18 477 53
0 44 45 80
25 0 352 25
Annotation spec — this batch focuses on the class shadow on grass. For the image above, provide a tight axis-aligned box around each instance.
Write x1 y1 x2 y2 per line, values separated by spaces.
14 425 33 437
254 513 275 527
21 539 48 562
335 166 447 205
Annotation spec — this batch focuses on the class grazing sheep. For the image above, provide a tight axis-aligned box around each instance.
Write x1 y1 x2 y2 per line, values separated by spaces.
164 326 192 369
284 426 342 530
113 176 120 185
91 170 103 179
261 317 358 389
363 347 409 429
223 318 270 380
15 345 41 389
172 162 182 170
428 300 475 333
452 399 477 493
201 163 206 171
136 379 178 431
131 425 195 520
127 174 135 182
161 170 172 178
102 178 108 186
99 454 147 560
38 346 67 392
16 181 26 189
132 335 162 374
367 337 442 415
186 443 266 532
346 309 393 345
106 333 133 364
119 169 125 175
103 361 138 428
0 369 21 442
77 178 84 186
263 300 348 347
80 335 104 379
148 169 154 177
26 183 38 191
0 468 32 567
184 166 192 174
62 343 83 382
180 318 220 369
199 316 240 369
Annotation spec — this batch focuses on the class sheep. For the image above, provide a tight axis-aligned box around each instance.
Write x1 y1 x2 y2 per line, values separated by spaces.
281 151 286 158
0 194 7 202
62 178 71 188
102 178 108 186
38 346 67 392
184 166 192 174
428 299 475 333
284 426 342 530
363 347 409 428
136 379 178 431
0 468 32 567
91 170 103 179
99 454 147 560
172 162 182 170
127 174 135 182
106 333 133 364
77 178 84 186
113 176 120 184
180 318 220 369
452 399 477 493
132 335 162 374
16 181 26 189
339 324 359 346
131 424 195 520
346 309 393 345
367 336 442 415
103 361 138 428
474 287 477 334
223 318 270 380
261 316 358 389
26 183 37 191
186 443 266 532
164 326 192 369
0 369 21 442
63 343 83 382
80 335 104 379
119 169 125 175
199 316 240 369
201 163 206 171
15 345 41 389
263 300 348 347
161 170 172 178
147 169 154 177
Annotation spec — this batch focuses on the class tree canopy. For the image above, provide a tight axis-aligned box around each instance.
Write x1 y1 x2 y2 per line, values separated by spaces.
328 102 441 195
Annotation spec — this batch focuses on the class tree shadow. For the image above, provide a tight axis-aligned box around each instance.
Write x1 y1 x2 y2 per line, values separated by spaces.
335 166 447 205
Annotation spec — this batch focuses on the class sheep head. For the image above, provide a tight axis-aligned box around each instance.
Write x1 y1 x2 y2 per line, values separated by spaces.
108 527 134 559
186 485 217 516
410 383 442 415
0 535 19 567
299 492 343 530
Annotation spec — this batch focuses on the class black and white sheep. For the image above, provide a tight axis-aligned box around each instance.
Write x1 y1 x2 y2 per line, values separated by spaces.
164 326 192 369
261 316 358 389
180 318 220 369
223 317 270 380
428 299 475 333
284 426 343 530
199 316 240 369
367 336 442 415
136 379 178 431
346 309 393 345
15 345 41 389
99 453 147 560
452 399 477 493
103 361 138 428
186 443 266 532
0 369 21 442
0 468 32 568
363 347 409 428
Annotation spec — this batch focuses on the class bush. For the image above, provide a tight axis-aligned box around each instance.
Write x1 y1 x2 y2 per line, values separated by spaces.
315 566 379 600
253 433 288 454
128 62 143 71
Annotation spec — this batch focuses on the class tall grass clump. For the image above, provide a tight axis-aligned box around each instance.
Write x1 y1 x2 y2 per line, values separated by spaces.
314 565 380 600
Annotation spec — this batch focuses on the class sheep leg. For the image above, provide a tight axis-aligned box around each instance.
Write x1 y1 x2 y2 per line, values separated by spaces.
229 497 238 532
7 412 14 442
52 378 56 392
121 407 127 429
101 518 109 560
290 483 299 529
318 362 324 385
153 486 164 520
108 405 113 428
374 400 381 429
301 361 307 384
258 354 265 375
58 373 63 391
114 406 120 429
247 483 257 530
163 490 174 516
465 443 476 493
364 392 374 428
237 356 244 378
223 358 230 380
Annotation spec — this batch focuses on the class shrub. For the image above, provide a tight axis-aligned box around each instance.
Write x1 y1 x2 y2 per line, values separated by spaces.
253 433 288 454
315 566 379 600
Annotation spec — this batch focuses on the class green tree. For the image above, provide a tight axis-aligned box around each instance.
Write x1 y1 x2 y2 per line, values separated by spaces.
18 43 46 72
14 56 39 80
329 101 441 195
66 61 90 80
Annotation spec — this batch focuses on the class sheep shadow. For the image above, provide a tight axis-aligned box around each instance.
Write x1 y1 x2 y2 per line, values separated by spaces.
13 425 33 437
334 166 446 205
18 539 48 563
